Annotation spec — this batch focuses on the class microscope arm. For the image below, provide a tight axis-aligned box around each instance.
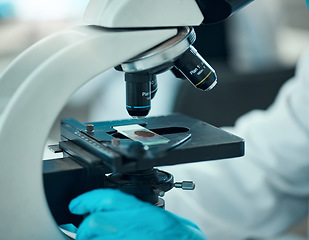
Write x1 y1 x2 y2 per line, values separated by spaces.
0 25 177 240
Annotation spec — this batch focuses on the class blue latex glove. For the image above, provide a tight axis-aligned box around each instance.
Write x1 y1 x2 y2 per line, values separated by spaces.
69 189 207 240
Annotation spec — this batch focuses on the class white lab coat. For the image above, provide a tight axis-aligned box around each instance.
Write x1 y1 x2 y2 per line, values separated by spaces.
164 47 309 240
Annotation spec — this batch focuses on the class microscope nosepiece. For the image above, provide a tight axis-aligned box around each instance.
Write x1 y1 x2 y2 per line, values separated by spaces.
119 27 217 119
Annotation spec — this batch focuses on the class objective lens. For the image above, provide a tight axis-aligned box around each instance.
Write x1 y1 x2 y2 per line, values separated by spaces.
174 46 217 91
125 73 151 118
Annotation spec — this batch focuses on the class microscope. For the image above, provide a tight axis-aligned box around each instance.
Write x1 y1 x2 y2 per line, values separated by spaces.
0 0 252 239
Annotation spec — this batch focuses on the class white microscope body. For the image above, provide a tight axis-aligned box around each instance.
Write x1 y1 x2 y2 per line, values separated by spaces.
0 0 203 239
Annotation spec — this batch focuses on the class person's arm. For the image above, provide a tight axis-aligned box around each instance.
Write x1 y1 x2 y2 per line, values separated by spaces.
164 47 309 240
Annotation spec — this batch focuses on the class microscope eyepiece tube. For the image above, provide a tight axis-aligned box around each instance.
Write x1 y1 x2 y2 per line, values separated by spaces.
125 73 152 118
174 45 217 91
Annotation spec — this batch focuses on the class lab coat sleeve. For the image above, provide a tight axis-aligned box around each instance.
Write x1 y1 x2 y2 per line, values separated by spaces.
163 48 309 240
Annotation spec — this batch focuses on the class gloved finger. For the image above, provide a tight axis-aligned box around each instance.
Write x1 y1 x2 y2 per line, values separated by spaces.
75 211 131 240
76 211 170 240
69 189 148 215
70 189 201 229
76 211 207 240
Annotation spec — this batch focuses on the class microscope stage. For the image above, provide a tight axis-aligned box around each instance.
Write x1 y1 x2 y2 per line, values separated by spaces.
59 113 244 173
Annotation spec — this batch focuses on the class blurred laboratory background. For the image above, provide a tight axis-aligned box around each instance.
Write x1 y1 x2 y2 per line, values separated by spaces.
1 0 309 152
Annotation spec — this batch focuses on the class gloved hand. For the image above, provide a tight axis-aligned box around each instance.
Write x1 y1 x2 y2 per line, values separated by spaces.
69 189 207 240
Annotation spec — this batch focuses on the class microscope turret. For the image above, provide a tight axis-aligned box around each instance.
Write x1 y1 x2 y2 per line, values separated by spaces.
116 27 217 118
